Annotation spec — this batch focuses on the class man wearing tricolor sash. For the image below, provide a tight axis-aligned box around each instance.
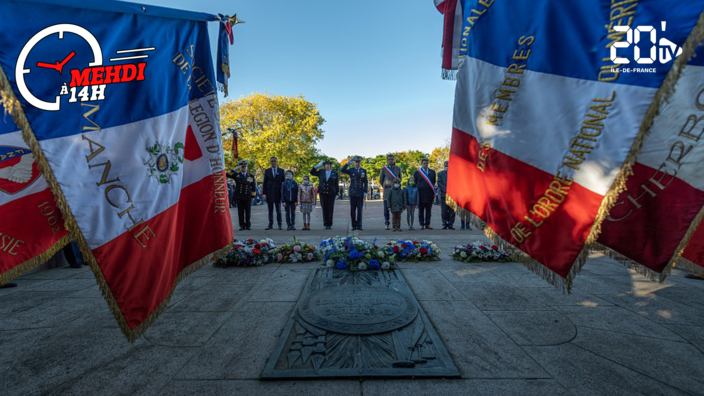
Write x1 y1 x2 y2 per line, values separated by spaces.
413 158 436 230
378 154 402 231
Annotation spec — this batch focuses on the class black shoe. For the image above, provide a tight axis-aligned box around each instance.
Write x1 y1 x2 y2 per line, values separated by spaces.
265 225 273 230
0 282 18 289
442 225 448 229
292 227 296 231
239 227 245 231
358 227 364 231
246 227 252 230
448 226 456 230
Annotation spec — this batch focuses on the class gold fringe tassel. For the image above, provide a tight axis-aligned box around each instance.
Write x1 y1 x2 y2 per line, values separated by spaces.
665 204 704 276
445 195 585 293
0 64 231 342
0 235 71 286
593 203 704 283
675 257 704 278
585 9 704 246
590 242 669 282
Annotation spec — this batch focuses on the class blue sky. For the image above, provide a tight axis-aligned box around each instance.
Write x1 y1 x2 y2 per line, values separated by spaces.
143 0 456 160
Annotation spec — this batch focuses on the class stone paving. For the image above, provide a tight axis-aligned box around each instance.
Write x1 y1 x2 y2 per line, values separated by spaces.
2 201 704 395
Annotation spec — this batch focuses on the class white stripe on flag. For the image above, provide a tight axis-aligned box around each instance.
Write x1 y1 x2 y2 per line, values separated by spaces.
41 103 213 250
453 56 657 196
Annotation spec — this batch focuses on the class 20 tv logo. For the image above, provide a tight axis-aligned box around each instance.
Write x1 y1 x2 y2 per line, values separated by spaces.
610 22 682 65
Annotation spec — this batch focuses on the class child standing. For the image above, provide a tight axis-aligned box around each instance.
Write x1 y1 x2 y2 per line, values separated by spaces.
282 170 299 230
404 179 419 230
298 175 317 230
385 178 407 232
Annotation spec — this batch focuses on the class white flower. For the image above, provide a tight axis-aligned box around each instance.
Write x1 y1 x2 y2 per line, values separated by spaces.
326 260 334 267
378 251 385 258
460 252 467 258
358 263 368 271
381 262 391 270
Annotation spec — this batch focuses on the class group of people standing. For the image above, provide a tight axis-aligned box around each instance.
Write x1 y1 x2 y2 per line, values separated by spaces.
226 154 470 231
226 157 319 231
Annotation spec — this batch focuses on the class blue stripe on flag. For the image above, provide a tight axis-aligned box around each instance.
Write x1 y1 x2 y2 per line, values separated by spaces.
0 2 216 140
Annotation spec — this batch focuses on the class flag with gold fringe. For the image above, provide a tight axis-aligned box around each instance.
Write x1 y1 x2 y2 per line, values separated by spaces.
446 0 704 290
0 0 234 341
679 223 704 276
598 46 704 281
0 103 70 285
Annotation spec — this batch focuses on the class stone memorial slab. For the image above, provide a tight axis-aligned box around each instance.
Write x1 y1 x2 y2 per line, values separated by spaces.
261 268 460 379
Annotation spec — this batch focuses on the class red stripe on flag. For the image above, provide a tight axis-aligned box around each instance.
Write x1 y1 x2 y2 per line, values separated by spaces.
447 128 603 278
91 172 233 330
184 125 203 162
683 223 704 268
0 188 69 275
598 161 704 273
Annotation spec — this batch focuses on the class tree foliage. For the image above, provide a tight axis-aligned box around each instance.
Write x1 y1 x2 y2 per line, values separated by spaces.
220 93 326 180
339 150 431 187
429 143 450 171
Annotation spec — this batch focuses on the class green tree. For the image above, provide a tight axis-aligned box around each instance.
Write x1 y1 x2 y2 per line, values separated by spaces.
220 93 325 180
430 144 450 172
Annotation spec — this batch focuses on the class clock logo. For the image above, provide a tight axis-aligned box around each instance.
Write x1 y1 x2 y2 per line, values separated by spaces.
14 23 153 112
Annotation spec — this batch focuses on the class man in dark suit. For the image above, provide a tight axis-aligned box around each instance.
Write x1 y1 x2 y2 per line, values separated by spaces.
378 154 402 231
341 156 369 231
310 159 339 229
227 160 256 231
437 160 455 230
413 158 436 230
263 156 285 230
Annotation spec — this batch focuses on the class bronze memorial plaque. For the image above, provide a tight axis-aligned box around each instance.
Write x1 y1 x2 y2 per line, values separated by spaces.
261 268 459 379
298 285 418 335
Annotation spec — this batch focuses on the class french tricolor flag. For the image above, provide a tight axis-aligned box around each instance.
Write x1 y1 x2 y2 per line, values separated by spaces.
0 0 233 340
446 0 704 289
598 48 704 280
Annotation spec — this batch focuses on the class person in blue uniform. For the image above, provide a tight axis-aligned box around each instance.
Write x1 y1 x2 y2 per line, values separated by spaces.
341 156 369 231
226 160 256 231
437 160 455 230
310 159 340 229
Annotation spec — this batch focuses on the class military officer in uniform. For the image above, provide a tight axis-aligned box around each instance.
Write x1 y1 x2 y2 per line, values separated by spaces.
310 159 340 229
227 160 256 231
378 154 402 230
413 158 436 230
341 156 369 230
437 160 455 230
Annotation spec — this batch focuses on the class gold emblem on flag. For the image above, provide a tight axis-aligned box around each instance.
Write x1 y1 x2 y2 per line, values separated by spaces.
145 142 184 184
